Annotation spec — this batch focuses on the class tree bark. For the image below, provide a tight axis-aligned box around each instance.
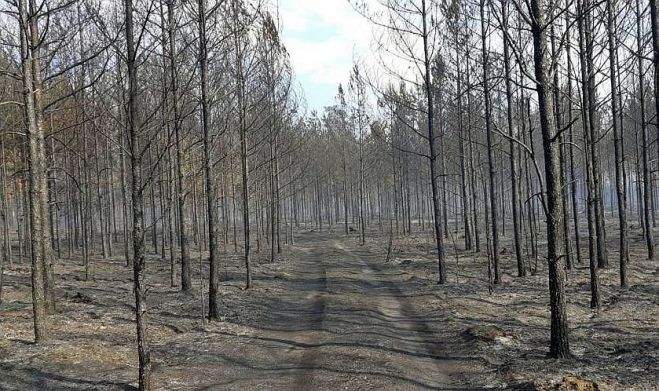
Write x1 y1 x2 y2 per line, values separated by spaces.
420 0 446 284
197 0 220 320
638 0 655 260
606 0 628 286
480 0 500 284
530 0 571 357
124 0 152 387
19 0 49 343
502 0 524 276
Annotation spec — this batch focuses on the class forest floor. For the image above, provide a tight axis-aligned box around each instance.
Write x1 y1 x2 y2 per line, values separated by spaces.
0 226 658 390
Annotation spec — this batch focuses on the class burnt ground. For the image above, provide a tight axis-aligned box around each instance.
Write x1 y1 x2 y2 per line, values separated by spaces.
0 227 658 390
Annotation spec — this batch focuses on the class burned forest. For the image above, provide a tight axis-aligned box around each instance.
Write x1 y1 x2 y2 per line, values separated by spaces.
0 0 658 389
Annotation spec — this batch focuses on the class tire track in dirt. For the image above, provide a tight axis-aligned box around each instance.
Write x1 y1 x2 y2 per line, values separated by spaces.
293 253 327 390
331 239 477 388
174 232 481 390
282 235 478 389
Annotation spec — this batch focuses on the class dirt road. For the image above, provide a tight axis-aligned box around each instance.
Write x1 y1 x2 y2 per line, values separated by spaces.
0 231 484 390
162 232 482 390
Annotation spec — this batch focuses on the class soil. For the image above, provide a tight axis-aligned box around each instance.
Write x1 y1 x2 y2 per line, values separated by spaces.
0 227 657 390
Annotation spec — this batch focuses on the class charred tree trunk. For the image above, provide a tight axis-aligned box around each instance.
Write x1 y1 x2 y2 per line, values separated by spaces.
637 0 655 260
421 0 445 284
502 0 524 276
530 0 571 358
480 0 500 284
578 0 601 308
606 0 628 286
124 0 151 387
198 0 220 321
19 0 49 343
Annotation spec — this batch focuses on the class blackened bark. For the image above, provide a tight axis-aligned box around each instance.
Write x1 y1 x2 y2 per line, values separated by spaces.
650 0 659 176
530 0 570 358
233 0 251 289
198 0 220 320
565 17 583 265
19 0 48 343
421 0 445 284
166 0 191 291
584 0 609 269
454 32 472 251
638 0 655 260
578 0 601 309
480 0 500 284
502 0 524 276
124 0 151 387
607 0 628 287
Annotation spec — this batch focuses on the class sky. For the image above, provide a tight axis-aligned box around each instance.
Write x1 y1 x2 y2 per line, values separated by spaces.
278 1 373 113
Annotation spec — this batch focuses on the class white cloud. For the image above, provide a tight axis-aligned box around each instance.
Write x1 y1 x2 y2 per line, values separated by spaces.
279 0 428 112
279 0 374 108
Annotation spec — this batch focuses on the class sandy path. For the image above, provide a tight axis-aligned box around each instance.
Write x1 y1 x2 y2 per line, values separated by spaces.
0 231 484 390
187 232 481 390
